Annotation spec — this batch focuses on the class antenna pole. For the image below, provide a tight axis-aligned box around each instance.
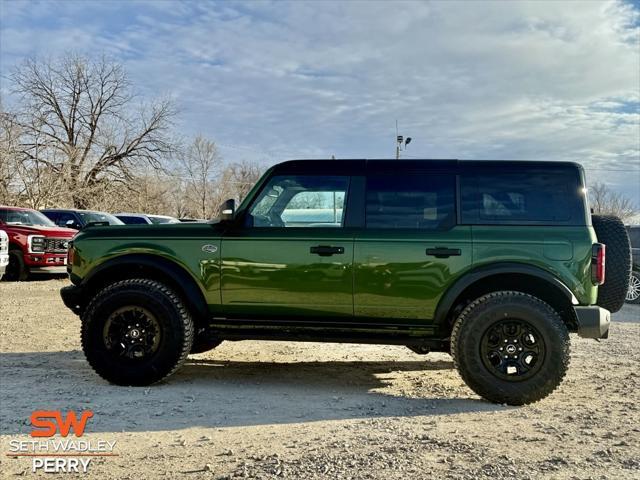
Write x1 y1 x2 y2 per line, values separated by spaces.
395 120 400 159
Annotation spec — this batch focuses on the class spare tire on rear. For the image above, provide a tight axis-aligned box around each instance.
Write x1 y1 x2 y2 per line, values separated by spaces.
592 214 631 313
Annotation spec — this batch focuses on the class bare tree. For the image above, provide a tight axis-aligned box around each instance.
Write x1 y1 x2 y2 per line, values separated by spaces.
225 160 264 202
0 104 20 203
168 176 190 219
10 54 177 208
589 182 638 222
180 135 221 219
0 102 64 207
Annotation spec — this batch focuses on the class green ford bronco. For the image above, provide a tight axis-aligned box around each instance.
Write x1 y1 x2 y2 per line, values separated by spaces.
61 160 631 405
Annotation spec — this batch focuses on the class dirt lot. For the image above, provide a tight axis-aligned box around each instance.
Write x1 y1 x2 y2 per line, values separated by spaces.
0 278 639 479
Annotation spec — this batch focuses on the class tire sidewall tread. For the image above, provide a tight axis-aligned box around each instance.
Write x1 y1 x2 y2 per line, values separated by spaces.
81 278 194 386
451 291 570 405
592 215 631 313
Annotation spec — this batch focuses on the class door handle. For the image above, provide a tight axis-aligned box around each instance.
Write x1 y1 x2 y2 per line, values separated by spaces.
310 245 345 256
426 247 461 258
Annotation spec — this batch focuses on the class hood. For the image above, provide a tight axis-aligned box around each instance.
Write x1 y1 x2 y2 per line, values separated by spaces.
75 222 220 241
2 224 77 238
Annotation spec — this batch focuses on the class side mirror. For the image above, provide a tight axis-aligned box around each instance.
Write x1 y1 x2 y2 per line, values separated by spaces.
219 199 236 222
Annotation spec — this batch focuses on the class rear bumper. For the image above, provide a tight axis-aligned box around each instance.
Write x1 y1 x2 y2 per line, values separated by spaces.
574 306 610 339
60 284 84 315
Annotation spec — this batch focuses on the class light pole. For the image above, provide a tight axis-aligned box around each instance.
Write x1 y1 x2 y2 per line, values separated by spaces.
395 122 412 159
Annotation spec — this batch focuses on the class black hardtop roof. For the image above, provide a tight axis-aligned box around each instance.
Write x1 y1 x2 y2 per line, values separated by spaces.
272 159 583 175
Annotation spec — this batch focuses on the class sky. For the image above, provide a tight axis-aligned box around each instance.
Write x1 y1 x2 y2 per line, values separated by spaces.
1 0 639 204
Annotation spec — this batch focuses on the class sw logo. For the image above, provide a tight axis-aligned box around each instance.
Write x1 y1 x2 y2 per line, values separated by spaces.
30 410 94 437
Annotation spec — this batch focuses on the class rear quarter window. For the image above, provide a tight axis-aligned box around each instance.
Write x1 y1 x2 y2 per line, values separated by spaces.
461 168 584 225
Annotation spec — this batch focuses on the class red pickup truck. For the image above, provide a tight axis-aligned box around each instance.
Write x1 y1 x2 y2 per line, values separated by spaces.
0 206 76 281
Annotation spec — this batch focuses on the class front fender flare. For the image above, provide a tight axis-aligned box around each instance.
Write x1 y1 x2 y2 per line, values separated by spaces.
79 253 209 320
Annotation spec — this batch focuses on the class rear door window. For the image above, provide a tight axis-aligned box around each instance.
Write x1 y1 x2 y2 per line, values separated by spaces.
365 174 455 230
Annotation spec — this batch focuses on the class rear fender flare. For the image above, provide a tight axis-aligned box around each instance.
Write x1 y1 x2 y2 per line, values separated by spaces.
434 262 577 326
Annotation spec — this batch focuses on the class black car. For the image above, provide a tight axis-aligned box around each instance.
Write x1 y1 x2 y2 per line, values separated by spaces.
627 225 640 304
41 209 124 230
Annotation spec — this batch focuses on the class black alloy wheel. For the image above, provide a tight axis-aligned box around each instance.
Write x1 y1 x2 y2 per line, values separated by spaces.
103 306 162 361
480 319 545 381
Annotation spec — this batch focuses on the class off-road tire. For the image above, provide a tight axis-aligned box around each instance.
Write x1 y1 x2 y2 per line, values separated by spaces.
592 214 631 313
190 329 223 354
81 278 194 386
451 291 570 405
4 249 28 281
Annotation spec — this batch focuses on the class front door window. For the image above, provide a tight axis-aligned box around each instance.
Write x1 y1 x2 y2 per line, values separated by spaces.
246 175 349 228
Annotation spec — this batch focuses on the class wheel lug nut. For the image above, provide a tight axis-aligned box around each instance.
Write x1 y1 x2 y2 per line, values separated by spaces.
499 347 503 351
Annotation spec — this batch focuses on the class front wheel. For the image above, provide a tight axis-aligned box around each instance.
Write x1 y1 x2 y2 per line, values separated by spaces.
451 291 570 405
81 278 194 386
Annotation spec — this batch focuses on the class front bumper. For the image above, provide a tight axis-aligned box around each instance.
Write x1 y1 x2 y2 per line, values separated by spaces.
31 266 68 274
60 284 84 315
24 253 67 268
574 306 610 339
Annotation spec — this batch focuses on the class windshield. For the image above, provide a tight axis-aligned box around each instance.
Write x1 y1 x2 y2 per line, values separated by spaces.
148 215 179 224
0 208 55 227
78 211 124 225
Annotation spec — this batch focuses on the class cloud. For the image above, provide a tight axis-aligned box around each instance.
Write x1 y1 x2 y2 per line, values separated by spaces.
1 0 638 202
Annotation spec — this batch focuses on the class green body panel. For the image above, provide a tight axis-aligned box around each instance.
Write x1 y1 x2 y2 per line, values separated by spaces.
353 226 472 321
71 224 223 308
70 221 598 324
471 226 597 305
220 228 354 317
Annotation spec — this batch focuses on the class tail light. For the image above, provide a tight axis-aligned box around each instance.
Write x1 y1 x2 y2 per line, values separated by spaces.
591 243 605 285
67 243 75 269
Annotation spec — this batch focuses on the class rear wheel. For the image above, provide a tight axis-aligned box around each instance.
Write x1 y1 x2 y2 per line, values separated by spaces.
81 278 194 386
451 291 570 405
4 249 28 281
627 271 640 304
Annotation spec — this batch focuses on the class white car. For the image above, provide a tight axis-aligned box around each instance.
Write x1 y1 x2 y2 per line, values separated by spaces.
0 229 8 278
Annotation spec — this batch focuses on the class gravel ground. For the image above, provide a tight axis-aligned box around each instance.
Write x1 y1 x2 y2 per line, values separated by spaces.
1 278 639 479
